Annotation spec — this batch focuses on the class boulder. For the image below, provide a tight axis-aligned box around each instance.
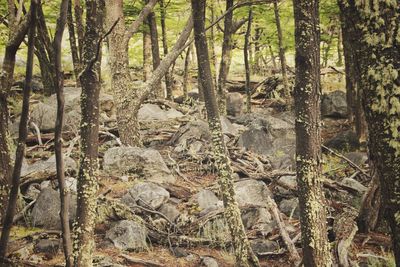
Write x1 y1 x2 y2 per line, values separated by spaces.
324 130 360 151
21 155 77 180
103 146 175 184
31 187 77 230
105 220 147 251
169 120 211 154
138 104 183 121
159 203 180 222
122 182 170 209
234 179 273 207
237 114 296 169
220 116 239 136
341 178 367 194
321 90 347 118
226 92 243 117
191 189 223 216
279 198 300 219
343 152 368 166
276 175 297 196
200 256 219 267
250 239 279 255
34 239 60 254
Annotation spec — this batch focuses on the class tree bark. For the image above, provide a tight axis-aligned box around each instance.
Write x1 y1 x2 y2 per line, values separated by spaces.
148 10 163 98
183 45 192 100
191 1 259 266
143 23 152 82
67 0 82 85
74 0 104 266
244 7 252 114
344 1 400 263
159 0 173 100
53 0 73 265
293 0 332 266
273 0 289 96
0 1 37 259
73 0 84 59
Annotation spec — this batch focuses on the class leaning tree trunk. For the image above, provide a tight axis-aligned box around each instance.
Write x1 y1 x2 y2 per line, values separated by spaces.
73 0 104 266
217 0 234 115
273 0 289 97
0 0 31 227
52 0 73 265
183 45 192 100
159 0 173 99
293 0 332 266
191 1 259 266
244 7 252 114
346 1 400 263
148 9 163 98
0 1 37 259
143 23 152 82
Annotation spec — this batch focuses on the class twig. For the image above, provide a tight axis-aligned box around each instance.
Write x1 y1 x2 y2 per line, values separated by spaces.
322 144 370 178
29 121 42 145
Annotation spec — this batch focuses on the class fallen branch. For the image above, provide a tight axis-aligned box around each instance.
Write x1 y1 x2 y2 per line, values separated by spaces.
120 254 163 267
13 199 36 223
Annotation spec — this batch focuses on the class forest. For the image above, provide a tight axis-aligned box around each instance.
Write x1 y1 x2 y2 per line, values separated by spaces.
0 0 399 266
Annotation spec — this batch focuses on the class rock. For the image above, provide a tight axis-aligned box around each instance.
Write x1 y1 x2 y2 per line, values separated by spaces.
53 177 77 192
159 203 180 222
105 220 147 251
24 183 41 200
241 207 274 234
201 256 219 267
30 102 57 131
31 187 77 230
226 92 243 117
21 155 77 179
341 178 367 194
122 182 170 210
34 239 60 254
279 198 300 219
321 90 348 118
276 175 297 196
171 247 189 258
103 146 175 184
193 189 220 212
220 116 239 136
94 256 124 267
138 103 183 121
11 244 33 260
324 130 360 151
344 152 368 166
169 120 211 154
237 115 296 169
234 179 273 207
250 239 279 254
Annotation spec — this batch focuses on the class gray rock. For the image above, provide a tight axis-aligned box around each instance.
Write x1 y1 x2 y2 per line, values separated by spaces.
169 120 211 154
31 187 77 230
341 178 367 194
237 115 295 169
279 198 300 219
250 239 279 254
21 155 77 179
105 220 147 251
226 92 243 117
103 146 175 184
138 103 183 121
321 90 348 118
276 175 297 196
201 256 219 267
24 183 41 200
344 152 368 166
30 102 57 131
193 190 220 211
241 207 274 233
324 130 360 151
234 179 273 207
159 203 180 222
122 182 170 209
34 239 60 254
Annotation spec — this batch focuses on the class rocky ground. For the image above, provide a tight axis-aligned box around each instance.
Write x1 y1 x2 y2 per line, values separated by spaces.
2 76 394 266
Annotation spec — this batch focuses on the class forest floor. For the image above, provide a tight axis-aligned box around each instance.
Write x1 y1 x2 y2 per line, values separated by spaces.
1 71 395 267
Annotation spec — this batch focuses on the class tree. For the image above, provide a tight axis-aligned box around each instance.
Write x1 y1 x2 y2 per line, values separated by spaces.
0 0 37 260
159 0 173 98
343 1 400 263
73 0 105 265
0 0 31 224
293 0 332 266
244 7 252 113
191 1 259 266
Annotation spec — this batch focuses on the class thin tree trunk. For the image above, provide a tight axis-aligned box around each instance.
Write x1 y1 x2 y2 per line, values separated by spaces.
0 0 31 228
336 27 343 67
268 44 277 70
209 1 218 89
74 0 84 59
183 45 192 101
293 0 332 266
191 1 259 266
322 26 335 68
53 0 73 265
217 0 234 115
148 10 163 98
143 23 152 82
244 8 252 114
67 0 81 85
0 1 37 258
74 0 104 266
273 0 289 96
159 0 173 100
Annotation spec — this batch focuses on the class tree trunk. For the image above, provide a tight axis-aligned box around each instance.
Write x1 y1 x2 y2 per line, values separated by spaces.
273 0 289 97
293 0 332 266
244 7 252 114
0 1 37 258
191 1 259 266
143 23 152 82
322 25 335 68
336 27 343 67
345 1 400 263
148 10 163 98
159 0 173 100
268 44 277 69
208 1 218 89
0 0 31 227
67 0 82 85
74 0 84 59
53 0 73 265
217 0 234 115
183 45 192 100
74 0 104 266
